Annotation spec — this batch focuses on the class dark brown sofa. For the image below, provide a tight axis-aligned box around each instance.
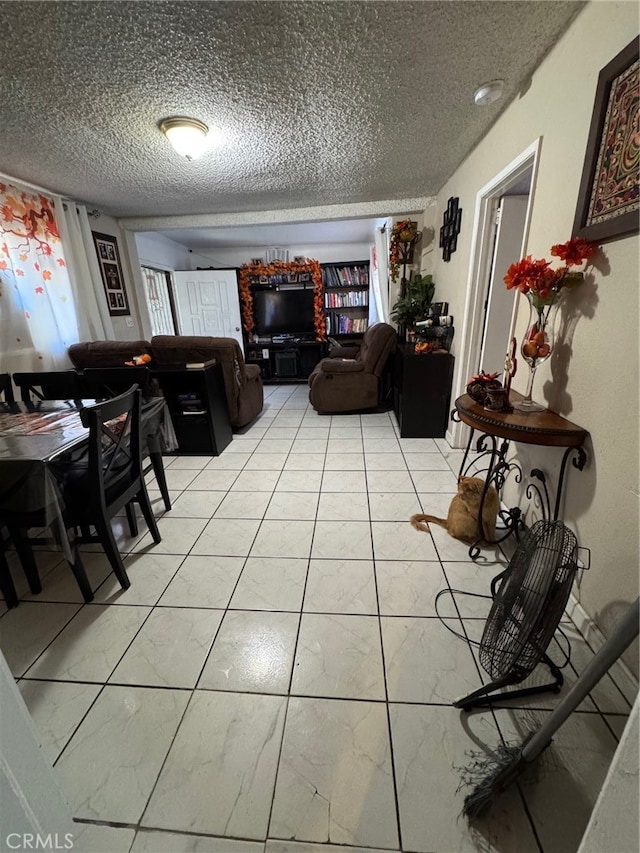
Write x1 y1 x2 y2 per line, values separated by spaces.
151 336 263 428
308 322 396 413
68 336 263 429
68 340 153 368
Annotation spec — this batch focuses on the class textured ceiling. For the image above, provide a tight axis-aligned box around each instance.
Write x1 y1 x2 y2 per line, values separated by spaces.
0 1 583 221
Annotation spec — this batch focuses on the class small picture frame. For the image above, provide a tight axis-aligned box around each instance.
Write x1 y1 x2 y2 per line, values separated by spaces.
299 272 312 283
258 275 269 284
92 231 130 316
287 273 298 284
430 302 448 317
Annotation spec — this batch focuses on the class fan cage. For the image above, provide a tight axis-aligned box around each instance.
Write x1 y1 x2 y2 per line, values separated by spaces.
479 520 578 681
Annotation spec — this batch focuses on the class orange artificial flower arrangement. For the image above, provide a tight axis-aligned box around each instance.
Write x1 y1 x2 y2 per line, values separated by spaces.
238 259 326 341
389 219 418 283
504 238 599 397
414 341 437 355
504 237 598 310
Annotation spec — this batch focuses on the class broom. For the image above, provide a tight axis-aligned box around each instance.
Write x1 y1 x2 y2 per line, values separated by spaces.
461 596 639 820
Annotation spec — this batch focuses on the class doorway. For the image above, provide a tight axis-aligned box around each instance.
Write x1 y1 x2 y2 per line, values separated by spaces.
447 139 541 448
172 269 245 353
478 192 530 374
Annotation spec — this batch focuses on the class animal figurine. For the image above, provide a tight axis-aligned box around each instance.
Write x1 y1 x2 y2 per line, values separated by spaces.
410 476 499 543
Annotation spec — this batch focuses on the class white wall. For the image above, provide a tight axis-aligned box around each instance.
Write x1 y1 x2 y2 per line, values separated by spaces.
135 231 214 271
429 1 639 675
0 653 75 843
92 213 147 341
578 696 639 853
192 242 373 268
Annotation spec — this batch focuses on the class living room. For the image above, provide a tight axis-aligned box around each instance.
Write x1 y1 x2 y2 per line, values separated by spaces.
0 2 638 852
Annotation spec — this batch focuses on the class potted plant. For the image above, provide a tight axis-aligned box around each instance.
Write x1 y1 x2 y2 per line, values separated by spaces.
390 274 436 331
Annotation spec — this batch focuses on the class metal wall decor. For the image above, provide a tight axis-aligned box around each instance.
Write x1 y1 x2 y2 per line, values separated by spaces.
439 196 462 261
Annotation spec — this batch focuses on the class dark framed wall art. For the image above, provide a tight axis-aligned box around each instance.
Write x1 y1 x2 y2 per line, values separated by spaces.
573 37 639 243
92 231 131 316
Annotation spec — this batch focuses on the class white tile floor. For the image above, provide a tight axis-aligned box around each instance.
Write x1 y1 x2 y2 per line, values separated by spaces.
1 384 634 853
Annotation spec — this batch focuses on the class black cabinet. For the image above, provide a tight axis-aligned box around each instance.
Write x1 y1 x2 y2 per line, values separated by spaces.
153 363 232 455
394 346 455 438
246 341 326 383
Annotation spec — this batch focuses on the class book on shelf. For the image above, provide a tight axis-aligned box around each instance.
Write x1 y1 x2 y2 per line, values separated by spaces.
325 314 369 335
321 264 370 288
185 358 217 369
324 290 369 308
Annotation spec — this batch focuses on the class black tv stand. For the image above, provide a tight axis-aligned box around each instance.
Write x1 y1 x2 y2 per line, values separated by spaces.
246 339 327 383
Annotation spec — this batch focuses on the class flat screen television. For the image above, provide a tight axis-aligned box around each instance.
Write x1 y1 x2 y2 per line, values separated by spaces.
253 289 316 336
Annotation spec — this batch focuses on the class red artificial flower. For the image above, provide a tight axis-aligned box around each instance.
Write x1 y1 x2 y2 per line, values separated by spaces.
468 371 499 383
504 238 598 299
504 256 551 292
550 238 597 265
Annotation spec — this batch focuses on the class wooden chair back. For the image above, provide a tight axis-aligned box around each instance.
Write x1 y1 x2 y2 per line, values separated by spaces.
82 367 152 399
78 385 143 517
12 370 85 404
0 373 15 403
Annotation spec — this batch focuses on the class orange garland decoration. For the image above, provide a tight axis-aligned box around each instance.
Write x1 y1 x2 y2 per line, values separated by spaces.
238 259 326 341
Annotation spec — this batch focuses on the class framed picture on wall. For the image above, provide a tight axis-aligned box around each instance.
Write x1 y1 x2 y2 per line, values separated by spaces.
573 38 639 242
92 231 131 316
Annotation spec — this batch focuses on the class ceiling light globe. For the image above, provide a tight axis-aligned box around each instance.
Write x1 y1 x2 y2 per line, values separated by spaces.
160 117 209 160
473 81 504 106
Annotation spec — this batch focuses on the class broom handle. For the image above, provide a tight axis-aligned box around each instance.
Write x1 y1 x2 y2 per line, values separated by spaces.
522 597 639 763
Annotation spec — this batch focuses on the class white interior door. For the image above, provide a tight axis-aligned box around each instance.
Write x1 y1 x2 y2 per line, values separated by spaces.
478 195 529 374
173 270 244 353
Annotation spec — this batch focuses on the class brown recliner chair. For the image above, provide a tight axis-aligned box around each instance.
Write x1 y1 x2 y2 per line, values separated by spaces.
151 335 263 428
308 323 396 414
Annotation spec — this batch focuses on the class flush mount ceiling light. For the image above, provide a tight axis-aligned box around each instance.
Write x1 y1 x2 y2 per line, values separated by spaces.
473 80 504 106
159 116 209 160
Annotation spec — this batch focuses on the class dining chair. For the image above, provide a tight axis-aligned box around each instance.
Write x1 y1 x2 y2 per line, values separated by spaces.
2 387 161 604
0 373 15 403
12 370 86 404
81 367 171 512
82 366 152 398
62 385 162 591
0 541 19 609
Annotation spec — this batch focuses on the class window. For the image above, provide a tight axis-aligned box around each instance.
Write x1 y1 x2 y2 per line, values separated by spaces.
141 266 178 336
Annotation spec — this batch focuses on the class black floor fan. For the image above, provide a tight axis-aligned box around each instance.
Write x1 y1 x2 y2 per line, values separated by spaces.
454 519 581 710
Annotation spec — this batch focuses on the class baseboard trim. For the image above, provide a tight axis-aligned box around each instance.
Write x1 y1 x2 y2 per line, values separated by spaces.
567 593 639 707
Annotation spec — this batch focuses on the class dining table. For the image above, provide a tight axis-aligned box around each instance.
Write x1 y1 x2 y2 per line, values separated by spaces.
0 397 175 574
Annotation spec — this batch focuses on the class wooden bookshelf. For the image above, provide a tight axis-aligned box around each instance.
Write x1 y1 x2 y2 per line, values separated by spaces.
321 260 370 339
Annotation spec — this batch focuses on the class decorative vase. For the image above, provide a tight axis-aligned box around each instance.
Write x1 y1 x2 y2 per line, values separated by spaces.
515 292 560 412
466 372 502 405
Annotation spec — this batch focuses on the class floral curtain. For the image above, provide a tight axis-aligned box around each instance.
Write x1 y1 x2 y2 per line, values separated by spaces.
0 182 79 373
